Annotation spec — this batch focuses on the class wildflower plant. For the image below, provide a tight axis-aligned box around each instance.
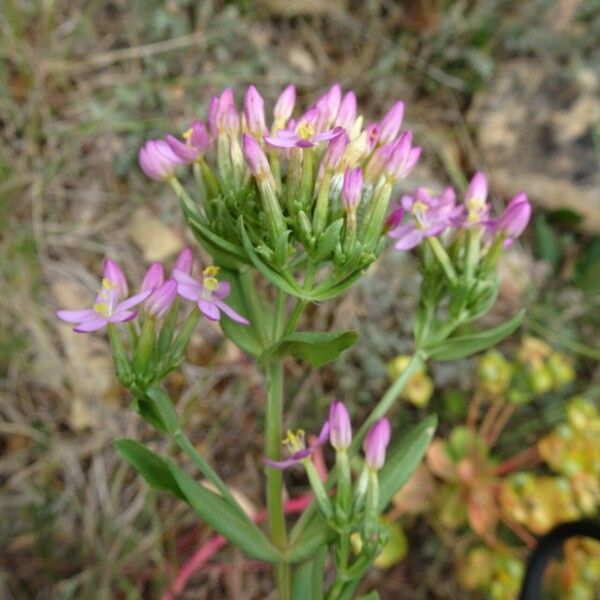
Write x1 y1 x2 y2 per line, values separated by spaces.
57 83 531 598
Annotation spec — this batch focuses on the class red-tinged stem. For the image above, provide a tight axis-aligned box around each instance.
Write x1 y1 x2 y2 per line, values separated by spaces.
479 397 505 441
494 446 541 477
500 515 537 549
161 493 315 600
486 403 516 447
466 391 483 431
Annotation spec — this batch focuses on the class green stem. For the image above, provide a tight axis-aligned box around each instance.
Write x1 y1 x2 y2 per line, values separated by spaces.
283 263 316 336
350 350 427 452
427 237 457 285
464 227 481 280
265 360 290 599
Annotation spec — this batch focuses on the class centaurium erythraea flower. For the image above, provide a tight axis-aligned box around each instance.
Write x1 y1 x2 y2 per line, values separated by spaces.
491 192 531 241
273 84 296 131
342 167 363 215
335 91 357 130
363 418 391 470
378 100 405 145
243 85 268 139
139 139 185 181
173 266 249 324
264 421 330 469
388 187 462 251
57 261 151 333
166 121 211 163
265 107 344 149
140 262 177 318
173 247 194 275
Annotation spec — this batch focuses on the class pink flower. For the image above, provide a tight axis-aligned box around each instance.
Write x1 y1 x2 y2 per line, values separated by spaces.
388 187 462 251
264 107 344 149
141 262 165 293
173 265 249 324
363 418 391 470
165 121 211 163
138 139 185 181
264 420 330 469
314 83 342 130
56 262 150 333
103 259 128 298
322 131 349 172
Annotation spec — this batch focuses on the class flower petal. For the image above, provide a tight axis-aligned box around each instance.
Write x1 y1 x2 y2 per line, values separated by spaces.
116 290 152 312
198 299 220 321
264 135 299 149
177 283 201 302
213 280 231 299
56 309 96 324
109 310 138 323
172 268 202 287
392 226 424 251
73 316 109 333
214 300 250 324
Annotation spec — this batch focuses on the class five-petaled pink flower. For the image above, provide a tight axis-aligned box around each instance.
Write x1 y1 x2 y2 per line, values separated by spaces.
173 265 249 324
264 107 344 149
264 420 330 469
56 260 150 333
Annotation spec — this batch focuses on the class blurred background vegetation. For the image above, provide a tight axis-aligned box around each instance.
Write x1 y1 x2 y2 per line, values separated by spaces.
1 1 599 598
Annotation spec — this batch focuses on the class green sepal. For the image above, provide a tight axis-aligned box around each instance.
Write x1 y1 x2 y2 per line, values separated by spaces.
424 309 525 361
311 268 365 301
378 414 437 509
259 330 358 367
311 218 344 263
185 212 247 264
274 229 292 268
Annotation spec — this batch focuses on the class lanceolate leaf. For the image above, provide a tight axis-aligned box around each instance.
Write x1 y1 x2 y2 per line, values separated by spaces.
378 415 437 509
168 463 281 562
424 310 525 361
259 330 358 367
114 438 185 500
115 439 281 563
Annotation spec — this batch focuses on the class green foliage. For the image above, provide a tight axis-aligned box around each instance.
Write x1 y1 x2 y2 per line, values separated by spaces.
259 331 359 367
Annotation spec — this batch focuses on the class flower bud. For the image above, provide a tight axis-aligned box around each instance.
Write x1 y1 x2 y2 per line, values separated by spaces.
315 83 342 129
497 193 531 239
464 172 489 224
378 100 404 145
335 91 357 130
173 247 194 275
329 401 352 451
103 259 128 298
364 418 391 470
342 167 363 214
242 134 272 181
138 139 184 181
384 204 404 231
145 279 178 318
244 85 267 138
273 84 296 128
384 131 412 179
141 262 165 293
322 130 349 172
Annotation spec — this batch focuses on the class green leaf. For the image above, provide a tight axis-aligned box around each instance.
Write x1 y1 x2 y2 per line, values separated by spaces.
114 439 186 501
144 385 180 433
424 310 525 361
259 330 358 367
312 218 343 263
357 592 381 600
287 515 334 562
168 463 281 563
311 268 365 301
238 217 307 298
378 414 437 509
184 212 247 263
291 546 327 600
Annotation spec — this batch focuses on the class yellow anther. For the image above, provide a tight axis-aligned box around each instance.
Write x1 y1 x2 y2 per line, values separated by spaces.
297 122 315 140
93 302 109 317
101 278 117 290
412 200 428 215
282 429 306 452
203 265 220 278
183 128 193 143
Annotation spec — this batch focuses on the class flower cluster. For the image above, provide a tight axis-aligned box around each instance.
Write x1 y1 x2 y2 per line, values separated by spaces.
138 84 423 298
56 249 248 335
